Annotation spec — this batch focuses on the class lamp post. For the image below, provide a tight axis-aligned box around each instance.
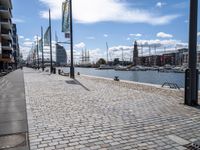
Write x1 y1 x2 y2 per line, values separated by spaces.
185 0 199 106
41 27 44 71
36 35 39 69
69 0 74 78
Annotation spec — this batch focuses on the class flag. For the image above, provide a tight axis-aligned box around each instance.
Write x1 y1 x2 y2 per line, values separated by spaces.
38 39 43 52
62 0 70 33
44 26 50 46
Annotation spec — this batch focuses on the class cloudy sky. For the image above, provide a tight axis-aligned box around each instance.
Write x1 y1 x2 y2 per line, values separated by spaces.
12 0 200 62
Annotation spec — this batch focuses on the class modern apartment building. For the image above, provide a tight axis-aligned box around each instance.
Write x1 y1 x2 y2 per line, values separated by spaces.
12 23 20 68
0 0 14 71
56 43 67 66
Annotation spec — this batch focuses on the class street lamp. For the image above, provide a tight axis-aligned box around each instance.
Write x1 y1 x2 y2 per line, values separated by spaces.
69 0 74 78
185 0 199 106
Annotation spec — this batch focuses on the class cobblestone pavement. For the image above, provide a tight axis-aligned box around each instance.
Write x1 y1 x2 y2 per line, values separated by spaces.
24 68 200 150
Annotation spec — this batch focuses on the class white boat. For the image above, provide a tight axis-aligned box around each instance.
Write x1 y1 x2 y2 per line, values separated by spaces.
98 65 114 70
114 65 129 71
130 66 147 71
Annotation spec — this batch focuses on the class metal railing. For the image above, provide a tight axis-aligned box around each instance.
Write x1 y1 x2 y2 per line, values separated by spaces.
162 82 180 89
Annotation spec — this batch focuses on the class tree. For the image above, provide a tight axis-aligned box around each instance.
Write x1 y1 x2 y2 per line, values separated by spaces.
96 58 106 66
113 58 120 65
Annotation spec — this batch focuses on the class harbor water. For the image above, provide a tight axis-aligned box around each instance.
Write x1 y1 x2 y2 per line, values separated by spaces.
62 67 191 88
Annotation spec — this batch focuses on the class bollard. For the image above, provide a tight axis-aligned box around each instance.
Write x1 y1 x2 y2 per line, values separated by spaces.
114 76 119 81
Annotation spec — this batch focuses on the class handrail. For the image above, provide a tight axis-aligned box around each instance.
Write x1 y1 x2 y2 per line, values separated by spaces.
162 82 180 90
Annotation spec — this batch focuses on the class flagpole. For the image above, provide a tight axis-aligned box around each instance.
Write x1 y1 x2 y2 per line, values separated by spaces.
41 26 44 71
36 35 39 69
49 9 53 73
69 0 74 78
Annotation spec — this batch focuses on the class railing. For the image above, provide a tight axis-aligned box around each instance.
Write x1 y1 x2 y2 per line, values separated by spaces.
0 6 12 16
2 54 11 59
0 6 8 10
1 30 11 35
162 82 180 90
0 18 11 24
2 42 12 47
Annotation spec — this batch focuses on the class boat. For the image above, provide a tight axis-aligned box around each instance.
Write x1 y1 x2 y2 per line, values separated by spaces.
98 64 114 70
114 65 129 71
130 66 147 71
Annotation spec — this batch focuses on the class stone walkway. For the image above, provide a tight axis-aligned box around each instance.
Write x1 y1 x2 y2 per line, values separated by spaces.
24 68 200 150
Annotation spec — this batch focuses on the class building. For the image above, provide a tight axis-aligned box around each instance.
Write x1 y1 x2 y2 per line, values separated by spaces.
140 55 162 66
56 44 67 66
183 49 200 67
12 23 20 69
138 48 188 67
0 0 14 71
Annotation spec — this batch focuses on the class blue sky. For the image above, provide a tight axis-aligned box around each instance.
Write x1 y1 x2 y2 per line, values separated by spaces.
12 0 200 62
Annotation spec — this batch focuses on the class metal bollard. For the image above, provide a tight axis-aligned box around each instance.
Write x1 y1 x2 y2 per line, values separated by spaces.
114 76 119 81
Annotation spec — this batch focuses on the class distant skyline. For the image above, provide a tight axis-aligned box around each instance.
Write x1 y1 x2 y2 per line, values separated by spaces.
12 0 200 62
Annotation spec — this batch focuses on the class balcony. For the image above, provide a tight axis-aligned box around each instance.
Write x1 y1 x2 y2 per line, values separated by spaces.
2 54 11 59
0 54 13 63
0 6 12 18
0 18 12 29
0 0 12 10
2 42 13 51
1 30 12 40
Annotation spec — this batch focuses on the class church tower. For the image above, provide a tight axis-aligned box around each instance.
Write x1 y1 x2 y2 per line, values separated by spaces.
133 41 139 66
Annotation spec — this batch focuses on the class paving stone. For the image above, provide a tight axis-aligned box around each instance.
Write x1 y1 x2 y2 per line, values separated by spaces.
24 68 200 150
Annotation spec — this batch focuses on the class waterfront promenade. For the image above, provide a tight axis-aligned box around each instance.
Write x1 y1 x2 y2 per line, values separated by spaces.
24 67 200 150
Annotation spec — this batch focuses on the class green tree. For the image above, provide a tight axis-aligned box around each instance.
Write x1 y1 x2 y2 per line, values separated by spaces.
96 58 106 66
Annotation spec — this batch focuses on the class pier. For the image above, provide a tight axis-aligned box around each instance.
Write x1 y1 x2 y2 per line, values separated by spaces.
22 67 200 150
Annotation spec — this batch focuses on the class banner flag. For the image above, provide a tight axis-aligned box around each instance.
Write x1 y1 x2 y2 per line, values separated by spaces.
62 0 70 34
44 26 50 46
38 39 43 52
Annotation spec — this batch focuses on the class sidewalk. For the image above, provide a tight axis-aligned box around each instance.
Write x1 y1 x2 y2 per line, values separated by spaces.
0 69 29 150
24 68 200 150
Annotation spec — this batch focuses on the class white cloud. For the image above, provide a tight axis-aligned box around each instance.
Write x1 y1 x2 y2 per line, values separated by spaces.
39 0 179 25
71 39 189 62
137 39 187 48
127 37 131 41
25 38 31 41
109 45 133 52
20 46 32 59
156 2 166 8
107 39 188 58
104 34 108 37
156 32 173 38
129 33 142 37
19 36 24 39
198 32 200 36
89 48 105 62
75 42 86 49
23 41 33 47
33 35 41 42
13 18 25 23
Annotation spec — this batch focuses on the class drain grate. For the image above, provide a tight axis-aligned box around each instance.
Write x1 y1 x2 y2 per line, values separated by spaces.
185 140 200 150
0 133 27 150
